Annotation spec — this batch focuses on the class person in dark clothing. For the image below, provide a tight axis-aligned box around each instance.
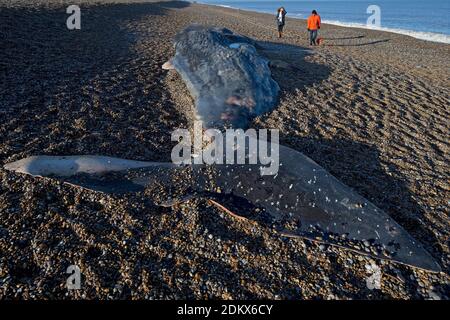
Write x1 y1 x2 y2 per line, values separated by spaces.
276 7 287 38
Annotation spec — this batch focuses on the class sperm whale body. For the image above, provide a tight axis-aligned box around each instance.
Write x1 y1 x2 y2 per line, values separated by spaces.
3 147 441 272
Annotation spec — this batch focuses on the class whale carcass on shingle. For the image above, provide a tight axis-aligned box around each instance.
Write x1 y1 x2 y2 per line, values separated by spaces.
3 145 442 272
171 25 280 129
2 27 441 273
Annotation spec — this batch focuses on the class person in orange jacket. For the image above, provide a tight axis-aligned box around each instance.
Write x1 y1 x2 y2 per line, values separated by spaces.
307 10 321 45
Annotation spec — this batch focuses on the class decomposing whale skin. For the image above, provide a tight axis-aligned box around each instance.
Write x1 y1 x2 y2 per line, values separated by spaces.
171 25 280 129
3 155 174 177
3 150 442 272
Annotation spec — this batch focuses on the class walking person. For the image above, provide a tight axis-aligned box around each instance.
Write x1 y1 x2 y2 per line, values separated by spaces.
276 7 287 38
307 10 321 45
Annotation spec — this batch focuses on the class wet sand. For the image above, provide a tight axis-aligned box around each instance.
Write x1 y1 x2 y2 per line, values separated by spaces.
0 0 449 299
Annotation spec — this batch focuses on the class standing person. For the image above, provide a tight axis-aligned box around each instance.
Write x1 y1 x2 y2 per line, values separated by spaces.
276 7 287 38
307 10 321 45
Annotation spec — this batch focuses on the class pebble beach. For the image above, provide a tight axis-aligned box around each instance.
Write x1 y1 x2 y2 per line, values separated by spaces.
0 0 449 299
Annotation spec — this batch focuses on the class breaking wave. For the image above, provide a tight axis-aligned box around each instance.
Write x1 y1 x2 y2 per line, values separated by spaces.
307 19 450 44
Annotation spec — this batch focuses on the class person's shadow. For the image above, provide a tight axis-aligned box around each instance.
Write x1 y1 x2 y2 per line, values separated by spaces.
324 35 366 40
326 39 391 46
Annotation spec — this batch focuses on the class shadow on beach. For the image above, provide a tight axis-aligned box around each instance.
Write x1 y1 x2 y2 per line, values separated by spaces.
324 35 366 40
279 135 444 273
325 39 391 47
0 1 191 163
258 41 331 93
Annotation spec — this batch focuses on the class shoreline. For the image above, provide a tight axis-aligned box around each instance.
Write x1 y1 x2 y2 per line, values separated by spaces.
199 1 450 44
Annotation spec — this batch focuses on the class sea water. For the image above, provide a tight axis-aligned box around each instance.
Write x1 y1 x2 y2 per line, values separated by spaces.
198 0 450 44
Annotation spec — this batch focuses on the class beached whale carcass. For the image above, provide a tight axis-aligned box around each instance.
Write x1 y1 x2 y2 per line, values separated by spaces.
169 25 280 129
2 27 441 272
3 143 441 272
